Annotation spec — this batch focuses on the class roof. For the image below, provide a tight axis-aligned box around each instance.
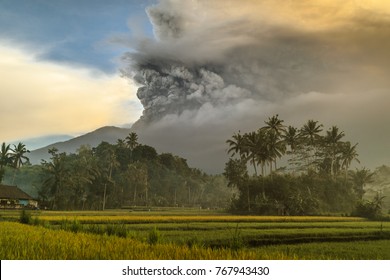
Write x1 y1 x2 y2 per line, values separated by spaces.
0 185 34 200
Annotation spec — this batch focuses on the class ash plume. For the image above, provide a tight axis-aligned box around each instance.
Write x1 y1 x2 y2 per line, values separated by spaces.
120 0 390 173
129 59 252 125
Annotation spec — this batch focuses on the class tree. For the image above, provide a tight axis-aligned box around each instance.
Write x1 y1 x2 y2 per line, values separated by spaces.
260 115 286 173
132 145 158 162
340 142 360 180
350 167 374 200
324 126 345 178
125 162 148 205
97 145 119 211
264 130 286 172
282 126 303 173
372 192 385 215
300 120 323 171
252 130 271 176
283 126 300 152
0 143 12 182
224 115 366 215
159 153 177 170
300 120 323 145
352 192 385 219
71 146 100 210
125 132 139 151
242 131 261 176
262 114 286 136
41 148 69 210
116 139 126 148
11 142 30 168
224 158 250 211
10 142 30 184
226 131 246 160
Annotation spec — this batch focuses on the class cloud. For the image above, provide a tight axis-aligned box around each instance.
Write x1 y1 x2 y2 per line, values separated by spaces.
0 0 155 73
0 43 142 142
120 0 390 172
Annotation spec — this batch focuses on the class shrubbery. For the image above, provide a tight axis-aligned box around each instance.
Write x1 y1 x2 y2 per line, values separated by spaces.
147 227 160 245
351 193 385 219
19 210 32 224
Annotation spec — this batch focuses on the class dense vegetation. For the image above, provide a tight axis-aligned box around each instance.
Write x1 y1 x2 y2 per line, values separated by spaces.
1 133 232 210
1 115 389 216
224 115 387 216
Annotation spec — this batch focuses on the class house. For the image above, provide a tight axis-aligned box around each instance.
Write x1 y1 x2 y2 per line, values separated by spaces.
0 184 38 209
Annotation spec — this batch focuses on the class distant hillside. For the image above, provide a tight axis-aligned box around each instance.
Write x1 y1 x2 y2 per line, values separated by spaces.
11 134 74 150
28 126 131 164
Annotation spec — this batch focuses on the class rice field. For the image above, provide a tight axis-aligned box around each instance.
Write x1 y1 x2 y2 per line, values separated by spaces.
0 209 389 260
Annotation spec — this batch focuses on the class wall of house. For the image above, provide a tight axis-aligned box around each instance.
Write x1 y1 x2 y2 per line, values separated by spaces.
0 198 38 208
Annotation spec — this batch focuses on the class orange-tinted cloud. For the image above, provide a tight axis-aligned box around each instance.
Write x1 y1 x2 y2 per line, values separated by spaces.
0 44 142 142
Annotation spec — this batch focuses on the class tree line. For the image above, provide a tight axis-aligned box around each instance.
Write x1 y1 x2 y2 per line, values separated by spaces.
224 115 382 216
1 119 386 216
2 133 232 210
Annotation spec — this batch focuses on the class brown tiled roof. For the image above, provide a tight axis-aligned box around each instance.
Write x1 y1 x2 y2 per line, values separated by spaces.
0 185 33 200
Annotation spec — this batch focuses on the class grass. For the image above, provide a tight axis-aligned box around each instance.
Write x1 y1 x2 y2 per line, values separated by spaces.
0 209 366 223
1 209 389 259
263 240 390 259
0 222 282 260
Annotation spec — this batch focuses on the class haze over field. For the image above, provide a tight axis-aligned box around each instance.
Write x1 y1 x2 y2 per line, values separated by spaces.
1 0 390 172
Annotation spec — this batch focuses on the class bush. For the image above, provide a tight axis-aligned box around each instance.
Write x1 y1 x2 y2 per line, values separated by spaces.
147 227 160 245
59 219 82 232
229 224 244 251
32 217 42 226
185 236 204 248
70 219 82 233
352 200 382 220
106 224 128 238
19 210 32 224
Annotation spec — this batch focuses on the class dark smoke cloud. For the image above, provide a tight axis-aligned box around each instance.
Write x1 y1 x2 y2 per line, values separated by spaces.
121 0 390 173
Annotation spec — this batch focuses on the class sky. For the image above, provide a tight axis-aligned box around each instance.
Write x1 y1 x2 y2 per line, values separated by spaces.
1 0 390 173
0 0 153 141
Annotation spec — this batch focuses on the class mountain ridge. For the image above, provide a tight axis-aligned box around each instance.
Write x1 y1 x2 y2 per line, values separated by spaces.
28 126 132 164
10 134 74 150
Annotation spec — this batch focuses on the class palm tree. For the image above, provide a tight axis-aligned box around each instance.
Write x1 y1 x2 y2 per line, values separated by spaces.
300 120 323 145
254 131 271 176
125 132 139 151
283 126 300 152
340 142 360 180
282 126 304 174
116 139 126 148
226 131 246 160
260 115 286 174
265 130 286 173
242 131 262 176
262 114 286 136
300 120 323 171
10 142 30 184
0 142 12 182
0 142 12 165
324 126 345 177
11 142 30 168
